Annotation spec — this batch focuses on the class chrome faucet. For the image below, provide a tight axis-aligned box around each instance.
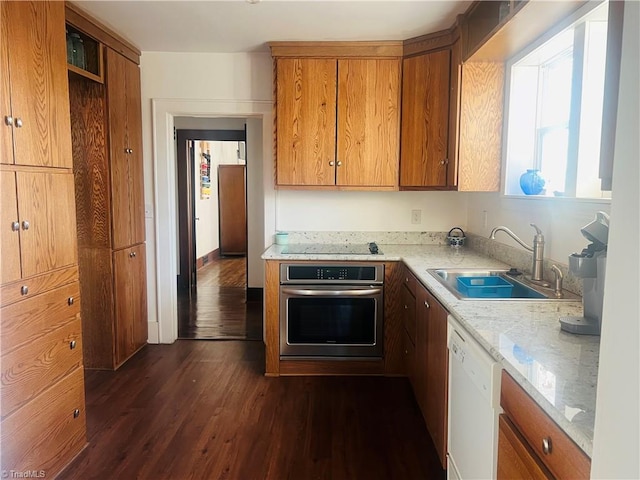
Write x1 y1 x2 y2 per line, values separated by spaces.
489 224 549 286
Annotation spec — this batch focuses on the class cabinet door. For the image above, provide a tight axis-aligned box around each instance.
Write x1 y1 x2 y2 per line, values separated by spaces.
400 50 451 188
1 171 21 283
497 415 552 480
276 58 337 186
1 3 13 166
113 244 147 366
16 171 78 279
337 59 400 187
4 1 72 168
124 58 145 246
106 48 132 250
424 288 448 468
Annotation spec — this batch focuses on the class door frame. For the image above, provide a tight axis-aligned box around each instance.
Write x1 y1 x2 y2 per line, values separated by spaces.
176 129 246 291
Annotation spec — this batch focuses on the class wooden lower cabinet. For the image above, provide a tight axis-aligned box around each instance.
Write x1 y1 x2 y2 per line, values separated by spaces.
401 263 448 469
1 368 86 476
113 243 148 366
498 414 552 480
498 370 591 479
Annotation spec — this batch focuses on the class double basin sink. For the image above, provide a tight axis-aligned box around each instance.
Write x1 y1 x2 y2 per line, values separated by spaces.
428 268 581 301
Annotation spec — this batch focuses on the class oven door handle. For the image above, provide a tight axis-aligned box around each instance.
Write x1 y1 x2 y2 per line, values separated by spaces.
281 287 382 296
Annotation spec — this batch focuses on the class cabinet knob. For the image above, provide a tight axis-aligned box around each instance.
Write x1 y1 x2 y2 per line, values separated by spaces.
329 161 335 166
337 161 342 167
73 408 81 419
129 251 137 258
20 285 28 295
11 221 20 231
21 220 30 230
4 115 13 126
68 297 74 305
70 340 77 350
542 437 552 455
404 304 408 309
405 277 409 283
424 300 430 309
15 118 23 128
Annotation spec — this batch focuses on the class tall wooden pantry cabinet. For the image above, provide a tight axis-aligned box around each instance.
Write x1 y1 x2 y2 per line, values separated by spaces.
66 3 147 370
1 1 87 476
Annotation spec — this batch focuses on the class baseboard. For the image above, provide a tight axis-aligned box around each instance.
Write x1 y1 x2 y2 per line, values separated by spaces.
247 287 263 302
197 249 220 269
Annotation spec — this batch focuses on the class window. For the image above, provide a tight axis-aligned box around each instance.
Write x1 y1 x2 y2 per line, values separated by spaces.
503 1 611 199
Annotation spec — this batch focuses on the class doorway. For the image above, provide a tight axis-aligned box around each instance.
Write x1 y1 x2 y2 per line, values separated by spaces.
176 128 260 340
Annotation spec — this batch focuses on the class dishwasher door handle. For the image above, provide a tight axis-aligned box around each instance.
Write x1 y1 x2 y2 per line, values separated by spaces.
281 288 382 297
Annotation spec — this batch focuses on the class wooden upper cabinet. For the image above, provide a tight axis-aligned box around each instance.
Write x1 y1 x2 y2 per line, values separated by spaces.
106 48 145 249
1 1 72 168
1 5 13 166
337 59 400 188
272 44 402 190
276 58 337 186
400 50 451 188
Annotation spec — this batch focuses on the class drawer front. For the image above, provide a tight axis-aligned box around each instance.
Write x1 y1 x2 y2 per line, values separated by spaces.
401 264 416 296
0 282 80 354
0 265 78 308
498 414 552 480
401 285 416 344
0 367 86 477
500 370 591 479
1 319 83 418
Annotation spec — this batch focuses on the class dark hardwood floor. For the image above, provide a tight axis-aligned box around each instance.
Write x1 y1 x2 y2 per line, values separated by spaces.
179 256 262 340
62 341 445 480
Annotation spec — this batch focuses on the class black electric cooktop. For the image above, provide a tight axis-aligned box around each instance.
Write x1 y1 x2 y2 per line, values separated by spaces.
282 242 381 255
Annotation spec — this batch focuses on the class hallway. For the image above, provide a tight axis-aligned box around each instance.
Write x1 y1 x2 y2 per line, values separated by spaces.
178 256 262 340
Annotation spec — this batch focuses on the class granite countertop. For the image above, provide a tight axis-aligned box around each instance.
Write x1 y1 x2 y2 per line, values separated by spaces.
262 243 599 456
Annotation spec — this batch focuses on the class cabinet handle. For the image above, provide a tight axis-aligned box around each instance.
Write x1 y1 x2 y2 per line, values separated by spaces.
4 115 13 126
73 408 81 419
129 252 137 258
405 277 409 283
542 437 552 455
21 220 30 230
15 118 23 128
329 161 335 166
68 297 74 305
424 300 430 309
337 161 342 167
70 340 77 350
404 304 408 309
11 221 20 231
20 285 28 295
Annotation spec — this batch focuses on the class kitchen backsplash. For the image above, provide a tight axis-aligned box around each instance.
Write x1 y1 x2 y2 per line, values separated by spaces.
284 231 449 245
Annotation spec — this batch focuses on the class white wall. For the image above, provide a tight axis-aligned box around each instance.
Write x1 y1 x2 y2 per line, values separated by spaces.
591 2 639 477
466 194 611 264
277 190 468 233
175 117 246 131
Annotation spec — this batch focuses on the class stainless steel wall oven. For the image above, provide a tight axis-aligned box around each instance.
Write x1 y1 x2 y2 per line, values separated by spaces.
279 264 384 359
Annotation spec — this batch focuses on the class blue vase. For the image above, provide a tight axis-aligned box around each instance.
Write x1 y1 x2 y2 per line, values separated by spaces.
519 169 545 195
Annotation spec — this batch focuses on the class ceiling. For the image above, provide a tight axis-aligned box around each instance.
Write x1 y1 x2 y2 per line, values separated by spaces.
73 0 472 53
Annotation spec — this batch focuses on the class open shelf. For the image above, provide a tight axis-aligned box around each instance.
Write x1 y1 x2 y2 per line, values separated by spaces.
66 24 104 83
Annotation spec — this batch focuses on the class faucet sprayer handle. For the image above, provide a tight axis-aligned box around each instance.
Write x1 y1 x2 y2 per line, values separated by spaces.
530 223 543 236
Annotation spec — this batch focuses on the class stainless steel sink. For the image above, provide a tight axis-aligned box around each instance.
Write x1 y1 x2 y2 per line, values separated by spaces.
427 268 581 301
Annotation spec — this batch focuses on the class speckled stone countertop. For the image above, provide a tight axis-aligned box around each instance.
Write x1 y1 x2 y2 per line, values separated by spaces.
262 243 599 456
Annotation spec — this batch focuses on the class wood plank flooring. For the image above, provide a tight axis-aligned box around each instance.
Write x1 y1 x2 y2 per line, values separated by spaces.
179 257 262 340
61 341 445 480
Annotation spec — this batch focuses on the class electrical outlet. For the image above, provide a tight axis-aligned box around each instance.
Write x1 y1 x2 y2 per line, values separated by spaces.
411 209 421 224
145 203 153 219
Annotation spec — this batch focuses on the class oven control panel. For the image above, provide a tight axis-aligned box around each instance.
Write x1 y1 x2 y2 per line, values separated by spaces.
280 264 384 284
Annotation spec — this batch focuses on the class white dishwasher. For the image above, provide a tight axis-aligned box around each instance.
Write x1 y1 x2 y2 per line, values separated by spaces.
447 315 502 480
